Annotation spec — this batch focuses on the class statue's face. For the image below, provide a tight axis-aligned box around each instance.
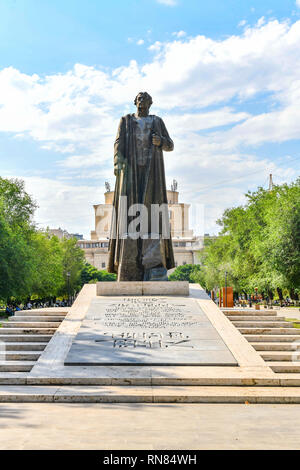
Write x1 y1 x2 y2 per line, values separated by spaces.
136 94 151 114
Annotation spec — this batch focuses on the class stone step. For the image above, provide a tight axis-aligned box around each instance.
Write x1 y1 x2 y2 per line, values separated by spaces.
270 363 300 373
9 316 64 322
228 316 285 321
0 373 27 384
2 385 300 403
0 374 282 386
2 373 300 386
260 351 300 362
14 311 67 317
2 351 41 361
251 342 300 351
1 322 60 328
4 343 47 351
0 362 35 372
239 328 300 335
245 334 300 342
0 328 57 335
222 310 275 316
0 335 52 342
233 321 292 328
1 371 300 386
225 313 278 318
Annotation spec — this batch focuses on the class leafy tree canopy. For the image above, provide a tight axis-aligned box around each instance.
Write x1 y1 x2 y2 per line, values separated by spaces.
169 264 202 283
80 263 116 285
198 179 300 297
0 177 90 303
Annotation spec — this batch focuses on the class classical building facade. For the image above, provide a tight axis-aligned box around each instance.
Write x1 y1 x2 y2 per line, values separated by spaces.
48 228 83 240
78 185 206 271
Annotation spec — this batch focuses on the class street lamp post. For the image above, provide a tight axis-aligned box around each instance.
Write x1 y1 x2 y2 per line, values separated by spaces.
67 272 71 305
225 271 228 308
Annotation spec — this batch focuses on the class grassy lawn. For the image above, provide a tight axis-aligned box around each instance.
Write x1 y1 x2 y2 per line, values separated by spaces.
285 318 300 328
0 310 8 323
281 306 300 309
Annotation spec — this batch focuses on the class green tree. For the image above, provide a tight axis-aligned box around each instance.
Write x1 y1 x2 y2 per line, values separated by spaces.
30 233 65 298
198 179 300 299
80 262 116 285
0 179 37 301
58 237 86 297
0 177 37 227
169 264 202 283
262 180 300 297
0 177 89 302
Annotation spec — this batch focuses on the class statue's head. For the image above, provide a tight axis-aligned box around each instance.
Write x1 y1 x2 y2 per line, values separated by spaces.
134 92 153 114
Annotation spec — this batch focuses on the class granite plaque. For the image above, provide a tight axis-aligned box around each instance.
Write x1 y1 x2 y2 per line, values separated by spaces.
65 297 237 366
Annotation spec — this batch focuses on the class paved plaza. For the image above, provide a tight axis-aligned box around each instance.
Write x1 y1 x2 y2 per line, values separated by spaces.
1 403 300 450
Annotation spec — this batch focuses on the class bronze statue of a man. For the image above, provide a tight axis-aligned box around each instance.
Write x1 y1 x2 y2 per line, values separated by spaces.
107 92 175 281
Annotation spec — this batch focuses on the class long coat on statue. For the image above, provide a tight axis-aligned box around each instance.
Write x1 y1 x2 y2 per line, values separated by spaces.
107 113 175 281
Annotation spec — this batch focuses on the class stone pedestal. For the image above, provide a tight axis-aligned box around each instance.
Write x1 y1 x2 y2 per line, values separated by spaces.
97 281 189 296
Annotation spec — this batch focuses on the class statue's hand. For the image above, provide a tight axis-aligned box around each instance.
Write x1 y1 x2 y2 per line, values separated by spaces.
152 133 162 147
114 159 125 176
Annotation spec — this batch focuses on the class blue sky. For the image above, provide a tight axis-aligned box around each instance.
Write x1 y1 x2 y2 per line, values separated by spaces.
0 0 298 73
1 0 300 237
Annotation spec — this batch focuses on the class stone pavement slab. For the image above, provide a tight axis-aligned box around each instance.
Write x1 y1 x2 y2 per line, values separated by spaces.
1 403 300 449
65 296 237 366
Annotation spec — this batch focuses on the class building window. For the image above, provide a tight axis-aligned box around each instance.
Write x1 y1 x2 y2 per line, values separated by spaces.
183 261 187 265
102 262 106 268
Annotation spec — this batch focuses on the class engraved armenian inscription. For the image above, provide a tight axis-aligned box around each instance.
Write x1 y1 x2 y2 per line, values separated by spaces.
96 332 191 349
91 298 206 350
65 296 238 366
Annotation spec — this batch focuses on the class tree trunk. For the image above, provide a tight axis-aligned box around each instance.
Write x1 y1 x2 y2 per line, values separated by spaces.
267 290 274 300
277 287 283 307
290 288 299 307
290 288 299 301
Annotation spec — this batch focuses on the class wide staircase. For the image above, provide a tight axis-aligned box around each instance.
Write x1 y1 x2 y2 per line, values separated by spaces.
0 308 68 374
2 303 300 403
223 308 300 373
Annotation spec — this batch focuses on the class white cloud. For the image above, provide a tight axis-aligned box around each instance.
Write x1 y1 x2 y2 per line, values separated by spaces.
148 41 162 52
296 0 300 8
156 0 177 6
238 20 247 27
256 16 266 27
3 19 300 122
19 177 103 239
137 39 145 46
1 18 300 236
172 30 186 38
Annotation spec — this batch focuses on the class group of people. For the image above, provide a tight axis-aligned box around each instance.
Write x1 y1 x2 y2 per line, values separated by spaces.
5 304 21 317
3 299 71 316
210 294 297 308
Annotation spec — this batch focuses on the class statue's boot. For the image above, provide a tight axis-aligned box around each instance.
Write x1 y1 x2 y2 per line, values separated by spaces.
142 238 168 281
